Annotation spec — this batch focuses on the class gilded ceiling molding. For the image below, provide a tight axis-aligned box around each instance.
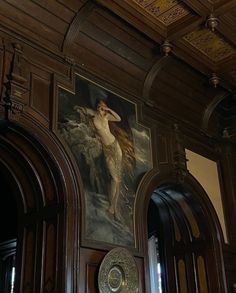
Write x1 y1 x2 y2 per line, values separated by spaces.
62 1 95 54
132 0 191 25
142 56 170 106
183 28 235 62
158 4 190 25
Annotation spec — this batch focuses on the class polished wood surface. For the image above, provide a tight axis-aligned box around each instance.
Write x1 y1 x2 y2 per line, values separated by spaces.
0 0 235 292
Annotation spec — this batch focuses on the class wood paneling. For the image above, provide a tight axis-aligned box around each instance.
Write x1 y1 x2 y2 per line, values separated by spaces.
30 73 50 123
0 0 235 292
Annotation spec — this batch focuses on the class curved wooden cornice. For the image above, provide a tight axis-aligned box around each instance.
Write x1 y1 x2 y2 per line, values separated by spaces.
62 1 95 54
202 91 229 133
142 56 170 105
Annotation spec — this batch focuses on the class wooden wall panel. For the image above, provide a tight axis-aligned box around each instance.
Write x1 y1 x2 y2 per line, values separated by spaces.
79 247 145 292
84 9 154 70
57 0 87 13
63 4 157 99
32 0 76 23
30 73 50 124
67 42 144 97
86 264 98 293
22 229 36 293
156 134 169 165
79 248 105 293
0 2 62 52
42 222 56 293
88 8 155 62
0 1 235 292
75 31 146 80
223 247 236 292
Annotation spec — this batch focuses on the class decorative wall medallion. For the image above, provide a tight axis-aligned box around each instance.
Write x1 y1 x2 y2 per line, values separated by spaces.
98 247 139 293
183 28 235 62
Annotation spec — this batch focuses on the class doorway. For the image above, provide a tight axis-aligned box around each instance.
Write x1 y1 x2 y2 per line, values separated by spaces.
147 184 226 293
0 168 17 293
0 124 77 293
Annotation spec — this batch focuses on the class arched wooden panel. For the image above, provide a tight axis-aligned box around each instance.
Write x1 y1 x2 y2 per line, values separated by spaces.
140 170 227 293
0 123 79 293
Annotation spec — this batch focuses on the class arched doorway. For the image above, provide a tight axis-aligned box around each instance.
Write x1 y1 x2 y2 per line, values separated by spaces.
146 181 227 293
0 123 79 292
0 166 17 293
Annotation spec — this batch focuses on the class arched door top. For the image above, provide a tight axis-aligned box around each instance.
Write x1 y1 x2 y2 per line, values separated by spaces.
0 123 79 293
142 171 227 293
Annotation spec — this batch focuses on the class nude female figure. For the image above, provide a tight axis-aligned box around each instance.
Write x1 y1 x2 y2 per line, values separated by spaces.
74 100 123 220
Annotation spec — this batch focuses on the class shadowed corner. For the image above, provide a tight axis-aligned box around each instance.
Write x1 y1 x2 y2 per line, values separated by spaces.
0 119 10 134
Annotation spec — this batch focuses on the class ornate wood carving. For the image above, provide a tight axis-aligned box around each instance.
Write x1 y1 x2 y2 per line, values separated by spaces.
173 123 188 183
132 0 191 25
1 43 28 122
183 28 236 62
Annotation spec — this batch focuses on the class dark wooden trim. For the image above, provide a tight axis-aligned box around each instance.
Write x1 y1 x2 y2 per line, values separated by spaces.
142 56 170 103
0 123 79 292
202 92 229 133
138 170 228 292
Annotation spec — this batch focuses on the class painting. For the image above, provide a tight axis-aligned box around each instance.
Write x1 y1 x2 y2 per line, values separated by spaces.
58 75 152 246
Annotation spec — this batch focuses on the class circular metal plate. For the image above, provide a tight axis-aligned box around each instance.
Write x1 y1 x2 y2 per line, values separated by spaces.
98 247 139 293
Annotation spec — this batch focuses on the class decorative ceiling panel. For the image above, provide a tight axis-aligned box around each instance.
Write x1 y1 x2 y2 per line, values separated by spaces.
183 28 235 62
132 0 192 25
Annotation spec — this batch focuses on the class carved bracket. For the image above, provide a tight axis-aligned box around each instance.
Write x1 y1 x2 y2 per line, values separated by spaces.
143 56 170 107
62 2 95 54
